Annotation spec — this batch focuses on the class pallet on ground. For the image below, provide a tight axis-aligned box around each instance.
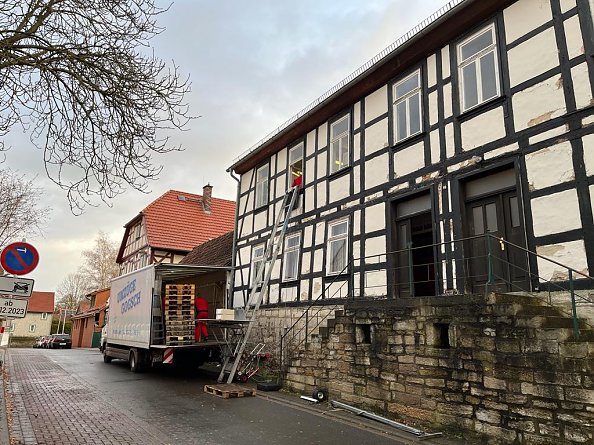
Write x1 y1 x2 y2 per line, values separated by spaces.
204 384 256 399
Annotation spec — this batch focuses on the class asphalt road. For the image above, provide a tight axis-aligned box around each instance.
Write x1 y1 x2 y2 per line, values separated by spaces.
6 348 454 445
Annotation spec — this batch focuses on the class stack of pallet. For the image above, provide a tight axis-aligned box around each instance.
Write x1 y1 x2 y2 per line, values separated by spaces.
164 284 195 345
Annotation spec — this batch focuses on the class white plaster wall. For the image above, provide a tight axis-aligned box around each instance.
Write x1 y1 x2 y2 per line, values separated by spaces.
428 91 438 127
513 74 566 131
275 173 287 199
318 123 328 149
583 134 594 176
364 271 388 297
329 173 350 203
305 188 314 213
239 247 250 266
12 313 52 337
528 125 568 145
270 154 277 178
281 287 298 303
365 153 390 190
503 0 552 44
304 157 314 186
365 203 386 232
365 118 389 156
240 170 254 195
484 142 519 160
353 240 361 261
240 214 253 238
365 235 386 263
354 101 361 131
318 182 327 208
269 284 279 304
430 130 440 164
301 251 311 275
306 130 316 157
536 240 588 281
531 189 582 237
441 45 450 79
353 210 361 237
303 225 313 248
353 133 361 163
427 53 437 88
233 291 245 308
564 14 585 60
317 151 327 179
327 280 349 299
461 106 506 151
507 27 559 88
276 148 287 176
253 210 267 232
365 85 388 123
571 63 594 110
315 222 325 246
590 184 594 219
353 165 361 196
394 142 424 177
560 0 576 13
445 123 455 158
525 141 574 190
313 248 323 272
443 83 453 119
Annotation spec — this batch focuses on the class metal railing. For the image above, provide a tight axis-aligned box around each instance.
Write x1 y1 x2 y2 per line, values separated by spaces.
273 233 594 378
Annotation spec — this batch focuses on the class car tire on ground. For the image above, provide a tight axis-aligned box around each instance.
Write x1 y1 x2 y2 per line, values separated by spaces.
103 352 112 363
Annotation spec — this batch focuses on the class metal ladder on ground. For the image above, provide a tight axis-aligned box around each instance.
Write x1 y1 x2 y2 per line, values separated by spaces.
219 185 300 384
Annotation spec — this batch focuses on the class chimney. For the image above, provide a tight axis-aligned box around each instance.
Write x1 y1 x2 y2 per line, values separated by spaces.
202 184 212 213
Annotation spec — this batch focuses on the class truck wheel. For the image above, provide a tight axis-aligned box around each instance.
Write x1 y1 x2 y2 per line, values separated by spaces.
103 352 112 363
129 349 141 373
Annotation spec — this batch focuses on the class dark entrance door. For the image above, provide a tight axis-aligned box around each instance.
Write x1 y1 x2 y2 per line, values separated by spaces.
465 170 529 293
394 194 436 298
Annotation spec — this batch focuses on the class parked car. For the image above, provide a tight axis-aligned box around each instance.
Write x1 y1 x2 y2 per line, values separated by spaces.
48 334 72 349
33 336 44 348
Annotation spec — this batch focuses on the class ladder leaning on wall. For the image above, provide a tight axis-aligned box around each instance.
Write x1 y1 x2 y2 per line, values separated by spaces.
219 185 300 384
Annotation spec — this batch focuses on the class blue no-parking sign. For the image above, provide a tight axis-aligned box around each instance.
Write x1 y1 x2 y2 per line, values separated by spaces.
0 242 39 275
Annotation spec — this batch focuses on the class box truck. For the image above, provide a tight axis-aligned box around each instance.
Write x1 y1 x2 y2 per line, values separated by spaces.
102 263 229 372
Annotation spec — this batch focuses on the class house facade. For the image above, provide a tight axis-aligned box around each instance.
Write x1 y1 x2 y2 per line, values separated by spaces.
229 0 594 308
71 288 109 348
228 0 594 442
116 184 235 275
10 291 54 338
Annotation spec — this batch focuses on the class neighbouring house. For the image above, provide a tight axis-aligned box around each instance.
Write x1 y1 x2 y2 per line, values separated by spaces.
227 0 594 442
71 288 110 348
10 291 54 337
116 184 236 275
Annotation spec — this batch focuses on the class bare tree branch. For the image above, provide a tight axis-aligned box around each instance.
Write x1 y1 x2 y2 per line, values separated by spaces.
80 230 118 290
0 0 192 213
56 269 90 309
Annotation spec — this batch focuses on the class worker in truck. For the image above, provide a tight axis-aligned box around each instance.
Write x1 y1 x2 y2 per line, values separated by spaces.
195 295 209 342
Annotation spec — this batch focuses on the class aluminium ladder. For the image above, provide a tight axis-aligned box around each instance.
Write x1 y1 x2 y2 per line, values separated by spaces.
219 185 300 384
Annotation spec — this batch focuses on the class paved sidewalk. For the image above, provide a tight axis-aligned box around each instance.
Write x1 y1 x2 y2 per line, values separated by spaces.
5 350 169 445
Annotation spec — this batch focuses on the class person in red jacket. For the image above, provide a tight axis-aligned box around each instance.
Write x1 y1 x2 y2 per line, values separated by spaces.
195 296 209 342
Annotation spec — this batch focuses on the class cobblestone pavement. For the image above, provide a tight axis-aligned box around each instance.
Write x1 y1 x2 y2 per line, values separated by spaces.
6 349 168 445
4 348 455 445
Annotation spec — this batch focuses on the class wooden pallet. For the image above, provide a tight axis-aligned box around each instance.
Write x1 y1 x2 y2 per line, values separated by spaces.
204 384 256 399
166 340 194 346
165 284 195 291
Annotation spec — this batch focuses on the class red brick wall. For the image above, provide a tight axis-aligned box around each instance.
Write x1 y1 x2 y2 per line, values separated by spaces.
71 316 95 348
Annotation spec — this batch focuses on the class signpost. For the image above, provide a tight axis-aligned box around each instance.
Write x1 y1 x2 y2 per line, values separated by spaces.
0 242 39 276
0 297 28 319
0 276 34 297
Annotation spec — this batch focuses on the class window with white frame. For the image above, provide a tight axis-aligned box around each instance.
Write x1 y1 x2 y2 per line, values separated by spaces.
255 164 269 208
458 25 500 112
330 115 350 174
29 324 36 333
41 312 48 320
327 219 349 274
393 70 422 142
289 143 304 187
251 243 266 286
283 233 301 281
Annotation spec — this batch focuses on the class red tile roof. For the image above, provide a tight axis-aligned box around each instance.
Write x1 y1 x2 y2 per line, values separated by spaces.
143 190 235 252
118 189 236 261
28 291 54 313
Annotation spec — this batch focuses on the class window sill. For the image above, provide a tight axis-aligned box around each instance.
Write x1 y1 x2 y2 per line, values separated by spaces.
327 166 352 181
457 95 506 123
392 131 426 152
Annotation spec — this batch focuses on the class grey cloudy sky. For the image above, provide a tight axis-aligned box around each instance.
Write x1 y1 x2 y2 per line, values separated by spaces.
5 0 448 292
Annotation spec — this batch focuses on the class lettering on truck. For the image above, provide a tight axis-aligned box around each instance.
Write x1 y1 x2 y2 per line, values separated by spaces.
116 279 142 314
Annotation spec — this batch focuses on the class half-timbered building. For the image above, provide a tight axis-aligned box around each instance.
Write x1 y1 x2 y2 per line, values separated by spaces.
228 0 594 441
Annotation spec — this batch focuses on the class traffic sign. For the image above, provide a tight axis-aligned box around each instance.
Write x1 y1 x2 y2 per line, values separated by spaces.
0 276 34 297
0 297 28 319
1 242 39 275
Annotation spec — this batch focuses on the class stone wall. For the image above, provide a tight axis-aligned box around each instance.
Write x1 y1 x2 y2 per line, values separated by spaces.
283 294 594 444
